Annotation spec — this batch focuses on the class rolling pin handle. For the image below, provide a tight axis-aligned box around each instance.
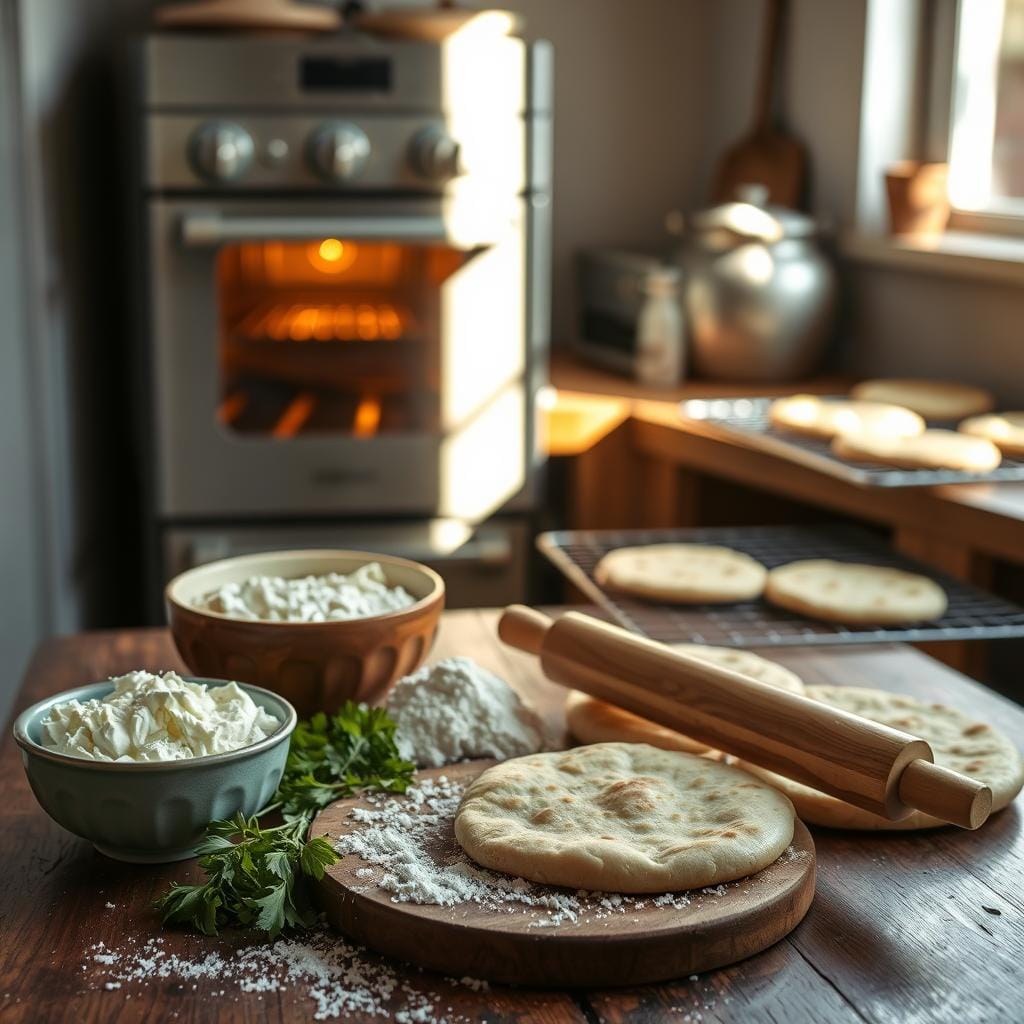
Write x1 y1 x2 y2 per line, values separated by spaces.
499 605 553 656
898 759 992 830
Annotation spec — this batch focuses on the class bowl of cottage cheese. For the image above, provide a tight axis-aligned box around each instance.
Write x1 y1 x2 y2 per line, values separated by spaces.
165 550 445 717
13 671 296 863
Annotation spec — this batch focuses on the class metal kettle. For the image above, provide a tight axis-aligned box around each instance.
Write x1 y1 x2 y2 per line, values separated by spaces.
671 185 836 381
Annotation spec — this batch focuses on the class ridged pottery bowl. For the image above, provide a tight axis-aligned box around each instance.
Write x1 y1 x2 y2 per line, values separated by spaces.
165 550 445 717
13 680 296 863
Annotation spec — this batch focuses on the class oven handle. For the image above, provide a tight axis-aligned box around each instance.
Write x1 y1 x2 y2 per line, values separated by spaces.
180 213 448 247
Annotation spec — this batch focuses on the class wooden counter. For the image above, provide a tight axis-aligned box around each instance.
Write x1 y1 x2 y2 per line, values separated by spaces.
2 609 1023 1023
547 352 1024 564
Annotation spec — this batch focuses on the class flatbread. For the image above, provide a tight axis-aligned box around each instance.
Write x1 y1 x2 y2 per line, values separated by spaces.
769 394 924 440
454 743 795 893
959 412 1024 457
565 645 805 756
765 559 947 625
594 544 767 604
737 685 1024 830
851 378 994 421
832 429 1002 473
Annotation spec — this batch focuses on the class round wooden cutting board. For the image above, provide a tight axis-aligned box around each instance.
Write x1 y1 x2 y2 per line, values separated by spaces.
311 760 816 988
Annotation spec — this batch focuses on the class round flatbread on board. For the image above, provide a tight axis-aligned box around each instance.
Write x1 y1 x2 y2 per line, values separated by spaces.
959 412 1024 458
738 686 1024 830
850 378 994 421
765 559 947 625
832 429 1002 473
565 645 805 756
594 544 767 604
769 394 924 440
454 743 796 893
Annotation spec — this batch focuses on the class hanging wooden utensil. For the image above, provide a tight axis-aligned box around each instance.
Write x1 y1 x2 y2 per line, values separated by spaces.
711 0 806 207
499 606 992 830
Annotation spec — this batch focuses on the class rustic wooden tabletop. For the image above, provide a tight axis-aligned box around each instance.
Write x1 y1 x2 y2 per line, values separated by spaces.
1 609 1022 1024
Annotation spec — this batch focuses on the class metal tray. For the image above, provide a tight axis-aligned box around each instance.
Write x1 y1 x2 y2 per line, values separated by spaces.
679 396 1024 488
537 524 1024 647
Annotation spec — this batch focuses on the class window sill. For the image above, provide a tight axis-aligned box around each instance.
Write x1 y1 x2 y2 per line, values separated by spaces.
839 230 1024 286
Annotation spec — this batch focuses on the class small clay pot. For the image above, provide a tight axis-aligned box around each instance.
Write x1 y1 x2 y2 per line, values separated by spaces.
885 161 951 236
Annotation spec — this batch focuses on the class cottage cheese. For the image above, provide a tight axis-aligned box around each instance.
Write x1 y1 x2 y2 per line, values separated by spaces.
196 562 415 622
40 671 280 762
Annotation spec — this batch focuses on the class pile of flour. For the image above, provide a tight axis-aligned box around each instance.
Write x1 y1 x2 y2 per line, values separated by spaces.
386 657 544 768
196 563 415 622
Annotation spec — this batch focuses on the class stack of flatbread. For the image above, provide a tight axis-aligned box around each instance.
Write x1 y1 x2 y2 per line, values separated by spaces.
736 686 1024 830
563 645 1022 835
769 380 1010 473
452 654 1022 900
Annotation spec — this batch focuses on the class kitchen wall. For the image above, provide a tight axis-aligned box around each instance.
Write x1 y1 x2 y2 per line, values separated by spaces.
504 0 710 342
1 0 156 722
0 0 45 727
389 0 710 341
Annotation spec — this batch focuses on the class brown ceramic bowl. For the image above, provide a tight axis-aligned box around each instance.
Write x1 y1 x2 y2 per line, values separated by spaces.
165 550 444 717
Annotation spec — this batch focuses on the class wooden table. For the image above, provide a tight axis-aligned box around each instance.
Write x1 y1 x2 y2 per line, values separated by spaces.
2 610 1023 1023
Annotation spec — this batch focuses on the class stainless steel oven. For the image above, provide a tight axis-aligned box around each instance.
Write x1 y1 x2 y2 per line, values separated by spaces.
133 31 552 609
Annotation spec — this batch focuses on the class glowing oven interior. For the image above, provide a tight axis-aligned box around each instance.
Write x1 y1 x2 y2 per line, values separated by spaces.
217 239 465 437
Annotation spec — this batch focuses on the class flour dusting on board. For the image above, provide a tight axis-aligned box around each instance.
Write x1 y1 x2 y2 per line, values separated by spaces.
332 776 729 928
387 657 544 768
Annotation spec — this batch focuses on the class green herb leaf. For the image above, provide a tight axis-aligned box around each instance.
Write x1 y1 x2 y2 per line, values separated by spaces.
156 701 414 938
254 882 289 937
300 836 339 881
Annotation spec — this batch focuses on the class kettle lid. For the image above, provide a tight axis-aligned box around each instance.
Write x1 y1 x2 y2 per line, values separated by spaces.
691 184 818 242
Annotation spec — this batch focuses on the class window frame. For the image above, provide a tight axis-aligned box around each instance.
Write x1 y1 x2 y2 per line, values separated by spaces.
942 0 1024 235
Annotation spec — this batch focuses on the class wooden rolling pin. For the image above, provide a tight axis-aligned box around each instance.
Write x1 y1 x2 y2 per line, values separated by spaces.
499 606 992 830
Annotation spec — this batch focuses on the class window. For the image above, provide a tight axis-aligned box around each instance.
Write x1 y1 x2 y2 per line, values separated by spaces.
948 0 1024 226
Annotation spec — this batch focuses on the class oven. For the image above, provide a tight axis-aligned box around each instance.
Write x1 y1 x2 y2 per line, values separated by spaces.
134 31 552 609
150 194 530 518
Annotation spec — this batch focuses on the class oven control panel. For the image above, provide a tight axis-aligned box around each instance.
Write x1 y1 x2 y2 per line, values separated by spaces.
188 121 256 183
149 114 525 194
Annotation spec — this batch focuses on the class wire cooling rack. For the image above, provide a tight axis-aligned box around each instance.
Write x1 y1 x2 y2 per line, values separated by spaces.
678 397 1024 488
537 524 1024 647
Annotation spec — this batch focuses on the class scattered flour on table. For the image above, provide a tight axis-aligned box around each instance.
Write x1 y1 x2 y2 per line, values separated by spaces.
333 776 722 929
387 657 544 768
84 934 488 1022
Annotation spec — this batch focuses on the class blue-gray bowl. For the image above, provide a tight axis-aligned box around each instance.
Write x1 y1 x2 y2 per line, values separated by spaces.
12 678 297 863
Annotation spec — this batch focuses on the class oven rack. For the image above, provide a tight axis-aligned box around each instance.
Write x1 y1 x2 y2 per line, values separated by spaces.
679 397 1024 488
537 524 1024 647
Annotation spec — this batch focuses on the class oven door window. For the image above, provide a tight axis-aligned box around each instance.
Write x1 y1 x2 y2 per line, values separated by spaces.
216 239 465 437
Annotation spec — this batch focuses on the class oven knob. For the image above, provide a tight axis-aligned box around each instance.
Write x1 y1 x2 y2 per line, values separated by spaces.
188 122 255 183
309 122 371 183
409 127 463 182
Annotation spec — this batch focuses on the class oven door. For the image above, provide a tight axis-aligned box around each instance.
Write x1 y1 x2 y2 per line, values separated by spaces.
148 196 528 520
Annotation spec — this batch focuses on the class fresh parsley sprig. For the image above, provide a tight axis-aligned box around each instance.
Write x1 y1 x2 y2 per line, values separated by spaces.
157 701 415 938
157 813 337 937
269 703 415 822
